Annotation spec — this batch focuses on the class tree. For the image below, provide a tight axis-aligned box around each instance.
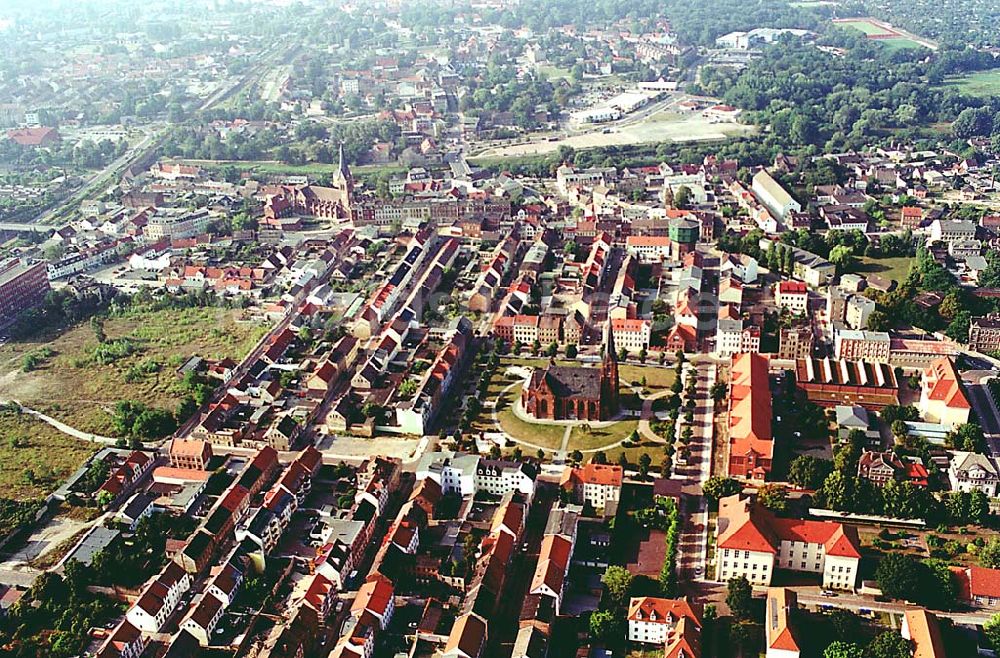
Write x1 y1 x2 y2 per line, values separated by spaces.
829 245 856 274
828 609 860 642
866 631 913 658
570 450 584 464
875 553 922 602
703 476 742 503
710 381 727 404
946 423 986 453
823 641 864 658
592 451 608 465
589 609 622 642
536 448 545 460
638 453 652 478
566 343 578 359
726 576 753 620
981 537 1000 569
601 565 634 609
757 484 788 512
729 621 762 654
96 489 114 507
820 470 856 511
984 613 1000 651
789 455 833 490
674 185 691 209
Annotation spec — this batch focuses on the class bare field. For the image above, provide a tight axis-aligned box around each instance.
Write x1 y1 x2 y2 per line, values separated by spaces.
0 306 268 435
472 113 754 160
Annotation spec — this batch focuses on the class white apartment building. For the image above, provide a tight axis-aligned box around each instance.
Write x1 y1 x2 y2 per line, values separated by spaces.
610 318 651 353
715 495 861 591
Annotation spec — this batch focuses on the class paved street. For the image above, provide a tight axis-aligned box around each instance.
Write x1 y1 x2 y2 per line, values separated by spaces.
674 362 716 584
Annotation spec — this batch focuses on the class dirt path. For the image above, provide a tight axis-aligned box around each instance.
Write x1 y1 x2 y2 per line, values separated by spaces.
0 399 118 445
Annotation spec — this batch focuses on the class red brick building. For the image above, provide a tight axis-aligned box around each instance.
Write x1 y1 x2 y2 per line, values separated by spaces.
0 259 50 322
522 328 620 421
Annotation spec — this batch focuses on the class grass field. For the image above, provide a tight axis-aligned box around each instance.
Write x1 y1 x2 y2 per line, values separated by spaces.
536 64 573 81
856 256 914 282
569 419 639 450
942 70 1000 98
0 306 268 436
836 19 895 37
0 408 97 500
834 18 928 50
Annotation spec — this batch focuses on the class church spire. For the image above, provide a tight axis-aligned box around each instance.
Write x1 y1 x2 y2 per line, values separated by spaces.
334 142 352 190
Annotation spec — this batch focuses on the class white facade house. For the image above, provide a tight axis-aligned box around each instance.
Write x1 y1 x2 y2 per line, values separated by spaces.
715 319 745 358
126 562 192 633
626 597 702 645
610 318 651 353
948 451 999 497
180 592 225 646
474 459 537 497
417 451 536 498
845 295 876 330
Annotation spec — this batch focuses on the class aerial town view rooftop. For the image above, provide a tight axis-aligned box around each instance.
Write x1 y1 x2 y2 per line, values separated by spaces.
2 0 1000 657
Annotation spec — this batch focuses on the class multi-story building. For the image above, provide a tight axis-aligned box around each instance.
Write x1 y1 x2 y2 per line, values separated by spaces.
417 452 537 499
919 357 970 428
969 314 1000 355
928 219 977 243
126 561 192 632
715 494 861 590
948 451 1000 496
610 318 651 354
626 597 702 645
715 318 745 358
775 281 808 315
727 354 773 481
512 315 540 346
474 459 537 498
778 326 813 361
857 451 928 487
834 330 891 363
169 439 213 471
560 463 623 511
0 258 50 322
845 295 876 330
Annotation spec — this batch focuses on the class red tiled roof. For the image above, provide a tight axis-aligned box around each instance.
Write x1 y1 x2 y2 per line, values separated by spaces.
627 597 703 627
923 357 970 410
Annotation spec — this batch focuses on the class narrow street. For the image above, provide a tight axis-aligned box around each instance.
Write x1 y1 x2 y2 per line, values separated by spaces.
673 362 716 584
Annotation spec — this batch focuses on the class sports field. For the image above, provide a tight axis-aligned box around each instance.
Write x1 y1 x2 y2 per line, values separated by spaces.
833 17 934 50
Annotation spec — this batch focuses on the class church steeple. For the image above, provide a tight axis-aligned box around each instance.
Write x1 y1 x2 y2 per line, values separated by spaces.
334 142 353 192
602 320 620 414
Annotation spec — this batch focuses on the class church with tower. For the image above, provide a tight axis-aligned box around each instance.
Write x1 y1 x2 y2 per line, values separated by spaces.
263 143 354 222
521 325 620 421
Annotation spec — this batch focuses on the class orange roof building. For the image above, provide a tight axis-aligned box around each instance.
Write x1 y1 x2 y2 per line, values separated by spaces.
715 494 861 590
919 356 971 428
727 353 773 481
901 609 946 658
560 463 623 511
627 597 703 645
765 588 801 658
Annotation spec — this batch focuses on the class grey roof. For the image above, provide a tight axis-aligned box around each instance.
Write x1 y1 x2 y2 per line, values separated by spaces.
64 526 120 567
835 405 870 428
952 451 998 476
532 364 604 399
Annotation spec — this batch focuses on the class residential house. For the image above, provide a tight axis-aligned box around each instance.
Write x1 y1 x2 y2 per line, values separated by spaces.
560 464 623 512
948 452 1000 496
627 597 703 644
